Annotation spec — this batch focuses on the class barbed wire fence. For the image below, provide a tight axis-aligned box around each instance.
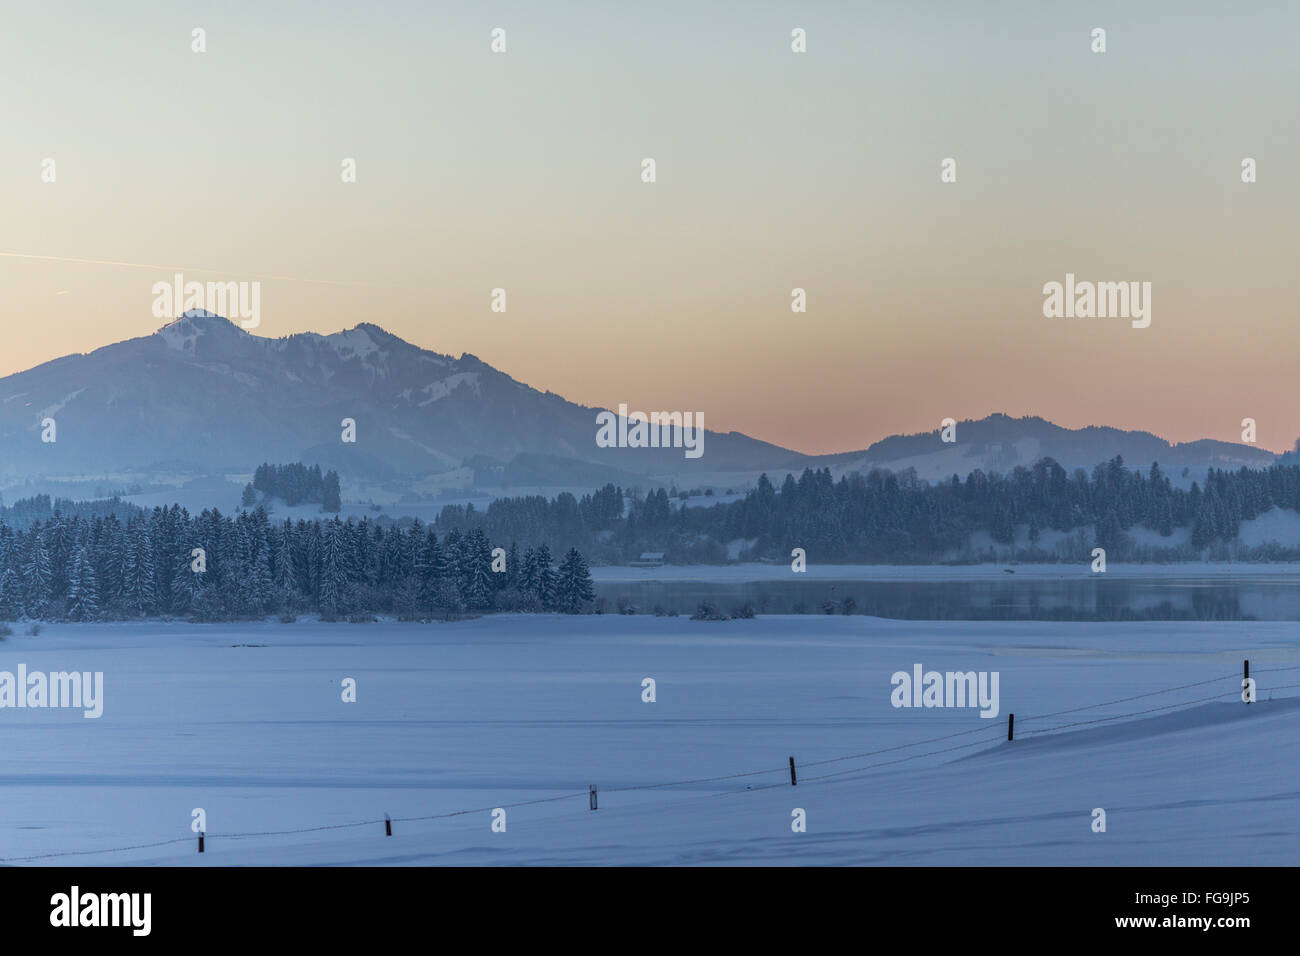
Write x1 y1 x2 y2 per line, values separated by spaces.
3 659 1294 863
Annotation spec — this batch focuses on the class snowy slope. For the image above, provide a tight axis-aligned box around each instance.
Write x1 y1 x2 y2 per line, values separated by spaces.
0 311 796 480
0 615 1296 866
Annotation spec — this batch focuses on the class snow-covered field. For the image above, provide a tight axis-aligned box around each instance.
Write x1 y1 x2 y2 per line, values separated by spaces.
2 614 1297 866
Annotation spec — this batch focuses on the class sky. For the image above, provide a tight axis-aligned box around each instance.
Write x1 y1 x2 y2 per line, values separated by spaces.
1 0 1297 455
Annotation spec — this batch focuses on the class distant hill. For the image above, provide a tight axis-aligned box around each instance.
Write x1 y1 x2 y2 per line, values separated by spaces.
0 314 1282 493
807 413 1277 482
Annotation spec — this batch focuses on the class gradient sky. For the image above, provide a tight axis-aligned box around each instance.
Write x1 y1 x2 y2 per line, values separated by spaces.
2 0 1297 455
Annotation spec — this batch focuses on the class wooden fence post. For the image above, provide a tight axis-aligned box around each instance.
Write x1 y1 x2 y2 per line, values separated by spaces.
384 814 392 836
589 785 598 810
1007 713 1014 741
789 756 797 786
198 831 204 853
1244 660 1251 704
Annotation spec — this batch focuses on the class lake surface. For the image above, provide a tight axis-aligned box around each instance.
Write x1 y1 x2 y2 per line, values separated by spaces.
593 575 1300 621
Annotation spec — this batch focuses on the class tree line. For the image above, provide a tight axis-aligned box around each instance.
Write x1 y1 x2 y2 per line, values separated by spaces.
427 457 1300 563
4 456 1299 612
0 506 594 622
248 462 341 511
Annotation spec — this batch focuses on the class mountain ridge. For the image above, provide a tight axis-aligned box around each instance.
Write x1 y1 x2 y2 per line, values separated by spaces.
0 311 797 481
0 312 1280 488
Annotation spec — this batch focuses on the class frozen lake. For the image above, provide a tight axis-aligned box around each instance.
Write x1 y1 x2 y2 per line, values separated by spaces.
1 614 1297 865
591 563 1300 620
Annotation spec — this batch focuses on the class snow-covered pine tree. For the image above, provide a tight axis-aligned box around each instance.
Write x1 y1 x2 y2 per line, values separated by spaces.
505 541 521 591
464 529 495 610
443 528 465 595
274 519 298 611
148 507 173 609
321 470 342 513
319 519 347 617
419 529 444 614
390 576 416 617
533 543 556 610
520 547 539 596
433 577 464 619
65 545 99 621
406 520 424 577
171 546 202 614
94 516 123 612
45 514 72 598
251 536 273 614
375 525 401 593
554 548 594 613
23 527 52 618
306 521 322 606
128 519 157 615
0 530 23 620
0 563 21 620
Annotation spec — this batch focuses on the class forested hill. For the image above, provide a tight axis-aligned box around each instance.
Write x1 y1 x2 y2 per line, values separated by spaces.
427 457 1300 564
4 458 1300 612
0 494 142 530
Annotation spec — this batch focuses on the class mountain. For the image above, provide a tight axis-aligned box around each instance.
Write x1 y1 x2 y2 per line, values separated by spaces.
0 311 800 483
808 413 1278 482
0 313 1280 491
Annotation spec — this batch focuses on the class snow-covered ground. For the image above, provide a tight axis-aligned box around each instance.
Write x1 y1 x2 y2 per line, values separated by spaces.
1 614 1297 866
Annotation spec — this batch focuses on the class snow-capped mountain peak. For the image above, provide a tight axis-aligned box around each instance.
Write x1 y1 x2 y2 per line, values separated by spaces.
0 315 773 480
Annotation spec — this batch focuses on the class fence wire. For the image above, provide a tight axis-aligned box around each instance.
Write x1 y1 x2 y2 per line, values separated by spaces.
3 664 1290 863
